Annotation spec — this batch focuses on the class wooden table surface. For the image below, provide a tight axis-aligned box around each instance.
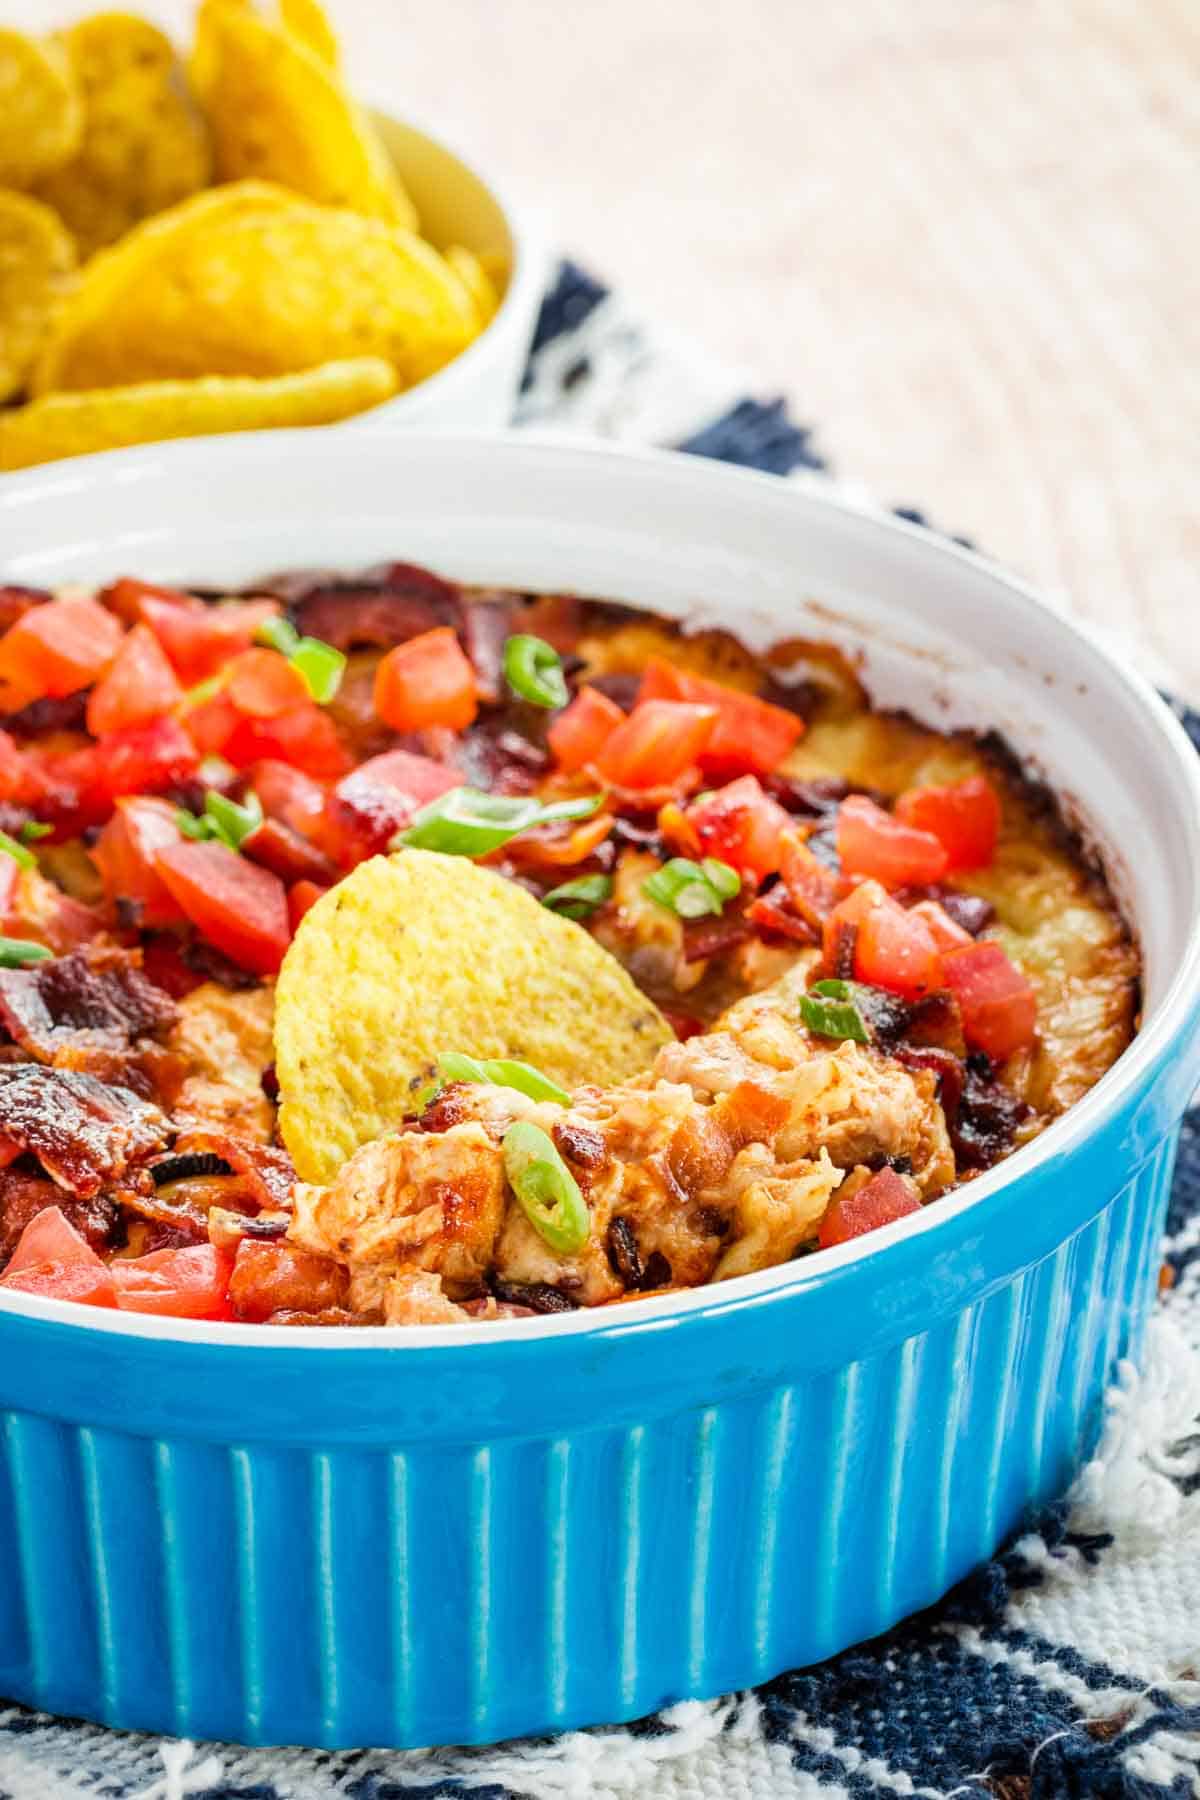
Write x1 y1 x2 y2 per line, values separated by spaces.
15 0 1200 697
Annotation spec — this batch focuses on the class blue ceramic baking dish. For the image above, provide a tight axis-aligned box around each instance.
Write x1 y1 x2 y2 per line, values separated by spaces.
1 431 1198 1750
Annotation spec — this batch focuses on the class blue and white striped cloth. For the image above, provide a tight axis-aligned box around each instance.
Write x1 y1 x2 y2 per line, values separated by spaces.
3 263 1198 1800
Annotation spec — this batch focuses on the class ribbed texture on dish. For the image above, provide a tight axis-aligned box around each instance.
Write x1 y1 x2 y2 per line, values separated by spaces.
0 1134 1175 1748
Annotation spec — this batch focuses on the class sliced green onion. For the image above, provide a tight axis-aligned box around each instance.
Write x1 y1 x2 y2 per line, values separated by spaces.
203 788 263 850
179 672 225 711
0 936 52 967
174 807 209 841
503 634 569 708
396 787 602 857
255 614 300 658
438 1052 571 1106
502 1120 590 1255
18 821 51 844
291 635 346 704
798 977 869 1043
642 856 741 920
541 873 613 920
0 828 36 871
437 1051 490 1085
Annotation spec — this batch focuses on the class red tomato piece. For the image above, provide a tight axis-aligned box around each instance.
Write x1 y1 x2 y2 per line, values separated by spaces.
895 776 1000 872
93 795 187 929
250 759 331 843
940 941 1038 1061
288 878 329 930
594 699 718 790
0 595 123 702
91 715 199 802
181 688 241 757
684 775 790 882
825 879 943 998
817 1167 922 1250
0 855 17 923
102 576 193 625
0 1206 118 1308
156 840 290 976
374 628 478 733
836 794 949 887
779 828 843 925
221 703 348 780
226 648 310 720
227 1238 349 1321
331 748 461 860
638 657 805 777
0 728 45 806
138 593 281 685
86 622 183 737
547 685 625 772
112 1244 235 1319
242 816 337 885
907 898 974 953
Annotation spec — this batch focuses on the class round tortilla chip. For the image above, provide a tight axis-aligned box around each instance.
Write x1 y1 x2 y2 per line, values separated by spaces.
33 12 211 259
278 0 340 68
445 244 501 328
0 190 77 403
275 849 674 1183
33 182 479 395
0 29 83 189
191 1 415 228
0 356 398 470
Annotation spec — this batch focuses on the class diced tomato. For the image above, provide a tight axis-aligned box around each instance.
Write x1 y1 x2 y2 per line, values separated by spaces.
180 688 241 757
0 729 44 806
594 700 718 790
112 1244 235 1319
155 840 290 976
331 748 460 860
940 941 1037 1061
226 648 310 720
221 702 348 779
93 795 187 929
85 623 182 738
250 759 331 843
908 898 974 953
895 776 1000 872
288 878 328 930
547 686 625 772
0 1206 117 1308
825 879 943 998
0 855 17 923
684 775 790 882
0 596 123 702
102 576 192 625
638 657 805 777
84 715 199 804
374 628 477 733
836 794 949 887
817 1167 922 1250
138 593 281 685
242 816 337 885
228 1239 349 1322
778 828 842 925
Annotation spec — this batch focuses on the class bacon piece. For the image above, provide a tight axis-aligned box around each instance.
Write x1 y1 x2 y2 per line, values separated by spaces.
228 1240 349 1322
452 720 548 796
286 562 461 651
682 910 753 964
0 1166 117 1265
0 1064 167 1196
0 945 177 1093
169 1125 296 1211
460 594 515 704
241 816 338 885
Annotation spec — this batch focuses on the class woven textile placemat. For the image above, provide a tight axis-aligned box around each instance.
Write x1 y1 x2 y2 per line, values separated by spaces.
2 264 1198 1800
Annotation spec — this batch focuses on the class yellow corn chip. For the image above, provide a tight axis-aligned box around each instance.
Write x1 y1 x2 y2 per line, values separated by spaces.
0 356 398 470
278 0 339 68
445 244 501 328
275 850 673 1183
0 190 77 403
0 29 83 188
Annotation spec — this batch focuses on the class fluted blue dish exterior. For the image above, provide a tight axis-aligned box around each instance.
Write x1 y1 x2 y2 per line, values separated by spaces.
0 1023 1193 1747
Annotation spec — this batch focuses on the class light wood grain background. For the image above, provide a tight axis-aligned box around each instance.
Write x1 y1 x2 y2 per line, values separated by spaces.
13 0 1200 696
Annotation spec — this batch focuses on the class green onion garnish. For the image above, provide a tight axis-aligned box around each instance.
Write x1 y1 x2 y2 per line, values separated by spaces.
396 787 602 857
502 1120 590 1255
503 634 569 709
291 636 346 704
541 872 614 920
204 788 263 850
0 936 52 968
179 672 225 711
798 977 869 1044
18 821 51 844
0 829 36 871
255 614 301 658
642 856 741 919
439 1052 571 1106
174 807 209 840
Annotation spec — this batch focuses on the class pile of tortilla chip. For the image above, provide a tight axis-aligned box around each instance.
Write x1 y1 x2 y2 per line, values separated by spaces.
0 3 503 469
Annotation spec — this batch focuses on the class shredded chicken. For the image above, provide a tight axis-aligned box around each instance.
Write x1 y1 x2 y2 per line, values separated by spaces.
289 970 955 1324
167 983 276 1144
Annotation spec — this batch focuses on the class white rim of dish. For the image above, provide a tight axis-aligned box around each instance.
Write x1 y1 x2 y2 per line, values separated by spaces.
1 433 1199 1346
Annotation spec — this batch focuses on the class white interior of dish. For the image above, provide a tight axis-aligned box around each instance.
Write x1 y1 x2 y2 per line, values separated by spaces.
2 430 1198 1344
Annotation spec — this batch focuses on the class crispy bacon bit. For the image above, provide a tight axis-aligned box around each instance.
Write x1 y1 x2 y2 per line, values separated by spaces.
488 1276 580 1314
0 586 49 635
228 1240 350 1321
747 887 819 944
0 1064 167 1196
286 562 460 651
0 1167 117 1265
241 816 338 885
170 1126 296 1212
682 910 753 964
264 1307 368 1327
453 721 548 797
460 594 515 703
585 672 640 712
180 937 262 992
763 773 850 815
0 945 177 1092
951 1055 1026 1169
639 1250 672 1291
893 1044 966 1120
935 891 996 938
552 1120 606 1170
0 692 88 739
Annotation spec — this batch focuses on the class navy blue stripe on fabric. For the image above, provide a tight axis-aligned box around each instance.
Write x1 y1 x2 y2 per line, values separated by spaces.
675 397 825 476
526 260 609 357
